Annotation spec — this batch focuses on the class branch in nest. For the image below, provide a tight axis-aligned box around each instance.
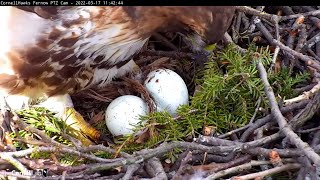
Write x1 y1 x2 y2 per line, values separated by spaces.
257 61 320 165
234 163 301 180
205 154 252 175
284 80 320 105
289 92 320 130
172 151 193 180
145 157 167 179
206 160 275 179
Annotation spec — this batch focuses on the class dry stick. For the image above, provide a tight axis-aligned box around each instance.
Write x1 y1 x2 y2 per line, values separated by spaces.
196 135 242 146
272 39 320 71
232 163 301 180
298 156 318 180
237 6 320 24
145 157 167 180
303 31 320 50
79 144 132 158
223 33 247 54
18 158 87 174
45 141 239 177
271 13 281 67
206 155 252 175
281 10 320 21
257 61 320 165
205 160 273 180
284 80 320 105
254 126 273 180
236 6 279 23
172 151 192 180
0 146 122 163
307 49 320 61
289 92 320 130
240 99 309 142
243 146 320 158
197 132 283 151
254 16 320 71
170 150 190 171
295 25 308 53
122 164 140 180
0 154 28 174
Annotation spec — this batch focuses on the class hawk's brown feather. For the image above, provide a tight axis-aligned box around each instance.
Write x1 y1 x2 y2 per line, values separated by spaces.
0 6 235 99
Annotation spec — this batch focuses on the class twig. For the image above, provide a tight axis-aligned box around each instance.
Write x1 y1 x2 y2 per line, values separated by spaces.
243 146 319 158
236 6 279 23
253 14 320 71
172 151 193 180
192 151 236 164
0 146 121 163
145 157 167 180
257 61 320 165
0 155 28 174
248 6 265 33
273 39 320 70
122 164 140 180
281 10 320 21
240 100 309 142
231 163 301 180
289 92 320 130
303 32 320 50
195 135 241 146
206 155 252 175
284 80 320 105
297 156 318 180
78 144 132 158
223 33 247 54
170 150 190 171
294 83 317 94
205 160 273 179
197 132 283 151
297 127 320 133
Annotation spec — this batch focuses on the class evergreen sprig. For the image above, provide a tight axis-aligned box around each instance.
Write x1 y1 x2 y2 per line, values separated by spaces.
132 44 309 151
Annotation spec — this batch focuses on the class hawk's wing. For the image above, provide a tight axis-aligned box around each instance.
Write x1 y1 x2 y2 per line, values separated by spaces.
0 6 148 97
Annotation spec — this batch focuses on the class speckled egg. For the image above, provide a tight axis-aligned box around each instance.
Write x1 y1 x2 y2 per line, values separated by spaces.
105 95 149 136
144 69 189 116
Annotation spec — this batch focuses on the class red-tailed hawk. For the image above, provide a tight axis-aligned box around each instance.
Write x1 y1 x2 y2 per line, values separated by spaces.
0 6 235 141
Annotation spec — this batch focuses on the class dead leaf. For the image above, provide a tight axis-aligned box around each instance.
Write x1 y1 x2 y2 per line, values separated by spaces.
269 150 283 166
88 111 105 126
203 126 215 136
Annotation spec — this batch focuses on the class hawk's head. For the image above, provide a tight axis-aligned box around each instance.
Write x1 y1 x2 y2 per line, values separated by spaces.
125 6 236 51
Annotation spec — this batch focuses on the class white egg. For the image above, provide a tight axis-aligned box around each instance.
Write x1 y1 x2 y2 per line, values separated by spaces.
144 69 189 116
105 95 149 136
